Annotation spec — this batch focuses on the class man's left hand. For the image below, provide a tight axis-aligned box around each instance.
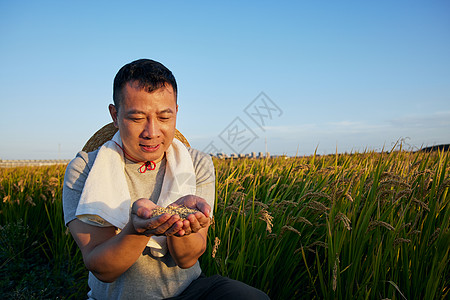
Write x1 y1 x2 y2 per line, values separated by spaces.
170 195 211 236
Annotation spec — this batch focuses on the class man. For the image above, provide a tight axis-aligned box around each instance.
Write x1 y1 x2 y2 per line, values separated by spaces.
63 59 269 299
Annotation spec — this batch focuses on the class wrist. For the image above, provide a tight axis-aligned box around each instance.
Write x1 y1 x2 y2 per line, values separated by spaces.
123 222 151 239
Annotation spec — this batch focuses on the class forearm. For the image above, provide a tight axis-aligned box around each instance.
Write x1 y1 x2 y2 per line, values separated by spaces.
87 232 149 281
71 220 150 283
167 228 207 268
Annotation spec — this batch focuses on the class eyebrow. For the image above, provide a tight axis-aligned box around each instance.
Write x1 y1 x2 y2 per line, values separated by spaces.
126 109 146 115
158 108 174 114
126 108 174 115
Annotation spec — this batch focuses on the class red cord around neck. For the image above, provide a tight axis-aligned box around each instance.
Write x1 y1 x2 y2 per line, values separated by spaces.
114 141 156 173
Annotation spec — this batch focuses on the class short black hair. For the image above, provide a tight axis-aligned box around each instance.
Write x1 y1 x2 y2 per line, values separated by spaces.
113 59 178 109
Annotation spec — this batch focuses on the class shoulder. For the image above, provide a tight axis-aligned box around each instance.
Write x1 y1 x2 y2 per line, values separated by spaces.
66 150 99 176
187 147 215 184
63 149 100 226
64 149 99 189
187 147 212 165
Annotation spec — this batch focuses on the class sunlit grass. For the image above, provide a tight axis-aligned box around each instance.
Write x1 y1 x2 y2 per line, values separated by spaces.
1 149 449 299
203 150 449 299
0 165 87 299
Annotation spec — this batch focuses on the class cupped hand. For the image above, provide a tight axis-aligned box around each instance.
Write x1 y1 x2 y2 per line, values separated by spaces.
170 195 211 236
131 198 183 237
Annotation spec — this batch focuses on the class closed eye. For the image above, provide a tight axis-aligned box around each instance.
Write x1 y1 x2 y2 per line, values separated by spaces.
129 117 144 122
158 113 173 121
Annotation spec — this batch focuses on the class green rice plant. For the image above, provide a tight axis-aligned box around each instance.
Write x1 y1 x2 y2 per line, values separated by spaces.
202 157 326 298
1 148 448 299
201 150 449 299
0 165 88 298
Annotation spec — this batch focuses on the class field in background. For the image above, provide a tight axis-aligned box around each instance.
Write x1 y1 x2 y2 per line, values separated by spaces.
0 149 449 299
0 160 71 168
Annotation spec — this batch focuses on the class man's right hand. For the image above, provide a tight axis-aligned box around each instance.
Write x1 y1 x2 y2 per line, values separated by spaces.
131 198 184 237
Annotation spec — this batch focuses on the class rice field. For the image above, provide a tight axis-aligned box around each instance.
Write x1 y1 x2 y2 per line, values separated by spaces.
0 149 449 299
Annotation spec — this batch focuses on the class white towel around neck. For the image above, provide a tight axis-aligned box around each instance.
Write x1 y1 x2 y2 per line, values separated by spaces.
75 131 196 257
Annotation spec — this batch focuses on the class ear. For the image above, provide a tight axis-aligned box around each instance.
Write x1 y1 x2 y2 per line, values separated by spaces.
109 104 119 128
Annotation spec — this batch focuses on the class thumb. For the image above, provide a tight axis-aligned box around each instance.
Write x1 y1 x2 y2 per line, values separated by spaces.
136 206 152 219
196 201 211 218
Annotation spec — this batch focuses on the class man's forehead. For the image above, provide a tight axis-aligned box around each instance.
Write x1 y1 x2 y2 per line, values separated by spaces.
119 83 177 112
126 80 175 95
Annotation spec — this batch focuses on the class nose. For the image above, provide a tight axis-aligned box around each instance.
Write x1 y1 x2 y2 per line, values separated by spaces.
141 118 161 139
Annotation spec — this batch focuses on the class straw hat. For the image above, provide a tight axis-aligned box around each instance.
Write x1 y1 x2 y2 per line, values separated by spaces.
82 122 190 152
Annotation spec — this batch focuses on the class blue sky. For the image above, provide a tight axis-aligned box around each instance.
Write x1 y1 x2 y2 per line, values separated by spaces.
1 0 449 159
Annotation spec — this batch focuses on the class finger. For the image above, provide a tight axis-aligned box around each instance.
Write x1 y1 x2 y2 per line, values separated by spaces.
193 211 211 227
185 196 210 217
132 198 158 218
135 206 153 219
195 202 211 218
181 219 193 235
174 229 186 237
150 215 182 235
133 198 157 210
136 213 180 235
184 215 197 232
163 220 184 236
188 214 207 233
132 213 170 234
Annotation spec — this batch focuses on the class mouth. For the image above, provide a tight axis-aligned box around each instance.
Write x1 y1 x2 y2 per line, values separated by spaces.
140 143 160 152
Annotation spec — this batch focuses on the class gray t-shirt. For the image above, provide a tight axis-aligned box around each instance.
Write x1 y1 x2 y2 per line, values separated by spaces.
63 147 215 300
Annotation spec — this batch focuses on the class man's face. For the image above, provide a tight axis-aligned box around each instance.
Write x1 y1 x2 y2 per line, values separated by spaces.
109 81 178 163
